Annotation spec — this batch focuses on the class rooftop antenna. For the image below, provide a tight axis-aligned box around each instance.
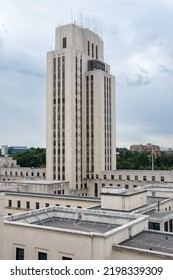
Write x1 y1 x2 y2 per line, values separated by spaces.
85 15 88 28
93 20 97 33
80 13 83 27
100 22 103 38
71 8 73 23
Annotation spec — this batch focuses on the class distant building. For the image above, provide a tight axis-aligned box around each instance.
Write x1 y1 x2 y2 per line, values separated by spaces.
0 157 18 168
8 146 28 154
130 143 161 157
1 145 8 156
163 148 173 155
0 156 46 182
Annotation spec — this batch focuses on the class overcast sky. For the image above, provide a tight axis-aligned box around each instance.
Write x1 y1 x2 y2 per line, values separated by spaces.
0 0 173 149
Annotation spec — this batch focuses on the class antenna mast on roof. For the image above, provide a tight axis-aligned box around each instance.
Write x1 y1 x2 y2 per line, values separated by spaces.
80 13 83 27
71 8 73 23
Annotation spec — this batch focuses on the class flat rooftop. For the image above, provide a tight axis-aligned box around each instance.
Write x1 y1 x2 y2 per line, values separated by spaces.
119 230 173 255
5 206 141 235
1 190 100 202
1 180 66 185
147 196 167 206
33 217 119 233
149 210 173 218
101 187 147 196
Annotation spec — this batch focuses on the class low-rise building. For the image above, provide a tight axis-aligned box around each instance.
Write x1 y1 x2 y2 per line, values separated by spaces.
1 145 8 156
130 143 161 157
1 183 173 259
86 169 173 197
4 206 148 260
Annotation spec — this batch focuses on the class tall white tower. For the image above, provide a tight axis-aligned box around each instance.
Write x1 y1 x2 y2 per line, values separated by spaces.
46 23 116 191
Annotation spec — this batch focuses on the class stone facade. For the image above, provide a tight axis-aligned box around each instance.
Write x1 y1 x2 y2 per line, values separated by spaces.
46 23 116 190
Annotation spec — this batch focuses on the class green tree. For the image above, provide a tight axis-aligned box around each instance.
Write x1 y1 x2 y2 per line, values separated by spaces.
11 148 46 168
116 148 173 170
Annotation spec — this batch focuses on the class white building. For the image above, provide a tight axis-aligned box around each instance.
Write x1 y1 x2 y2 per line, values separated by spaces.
46 23 116 191
1 183 173 259
1 145 8 156
4 205 148 260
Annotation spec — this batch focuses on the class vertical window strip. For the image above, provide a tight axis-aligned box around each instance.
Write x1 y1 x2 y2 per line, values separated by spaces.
53 57 56 179
92 43 94 58
88 41 90 56
104 76 107 170
96 45 98 59
107 77 109 170
80 58 83 178
86 76 89 173
57 56 61 180
109 78 112 169
75 56 78 183
62 56 65 180
91 75 94 172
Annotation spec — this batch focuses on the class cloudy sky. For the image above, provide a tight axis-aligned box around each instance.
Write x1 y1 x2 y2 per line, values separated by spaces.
0 0 173 149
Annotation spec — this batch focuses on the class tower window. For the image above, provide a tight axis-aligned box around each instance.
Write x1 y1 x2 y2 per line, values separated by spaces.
96 45 98 59
92 43 94 58
88 41 90 55
63 37 67 48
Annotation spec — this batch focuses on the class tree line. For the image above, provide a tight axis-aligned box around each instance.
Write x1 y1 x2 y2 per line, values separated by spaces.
12 148 46 168
2 146 173 170
117 148 173 170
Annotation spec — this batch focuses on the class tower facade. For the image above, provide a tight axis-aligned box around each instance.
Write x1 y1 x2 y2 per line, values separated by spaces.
46 23 116 191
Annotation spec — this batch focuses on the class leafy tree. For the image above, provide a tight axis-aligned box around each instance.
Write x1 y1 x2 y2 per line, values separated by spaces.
11 148 46 168
116 148 173 170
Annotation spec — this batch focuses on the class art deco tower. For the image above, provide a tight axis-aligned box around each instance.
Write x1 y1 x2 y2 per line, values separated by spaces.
46 23 116 191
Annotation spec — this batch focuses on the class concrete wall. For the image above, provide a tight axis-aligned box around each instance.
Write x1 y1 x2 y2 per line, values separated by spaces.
0 167 46 182
101 191 147 211
87 170 173 197
4 212 148 260
0 181 69 195
4 193 100 216
146 186 173 199
134 198 173 214
4 224 93 260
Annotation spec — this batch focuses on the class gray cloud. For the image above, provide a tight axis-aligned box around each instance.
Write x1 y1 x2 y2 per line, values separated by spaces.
126 74 153 87
117 73 152 87
0 40 45 77
135 64 149 74
160 65 173 76
0 0 173 148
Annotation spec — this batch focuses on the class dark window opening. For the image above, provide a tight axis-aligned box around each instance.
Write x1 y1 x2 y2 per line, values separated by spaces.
36 202 39 209
148 222 160 231
17 201 21 208
164 221 168 232
63 37 67 48
62 256 72 260
95 183 98 197
26 201 30 209
88 60 105 72
16 248 24 260
87 41 90 55
92 43 94 57
38 252 47 260
8 200 12 207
